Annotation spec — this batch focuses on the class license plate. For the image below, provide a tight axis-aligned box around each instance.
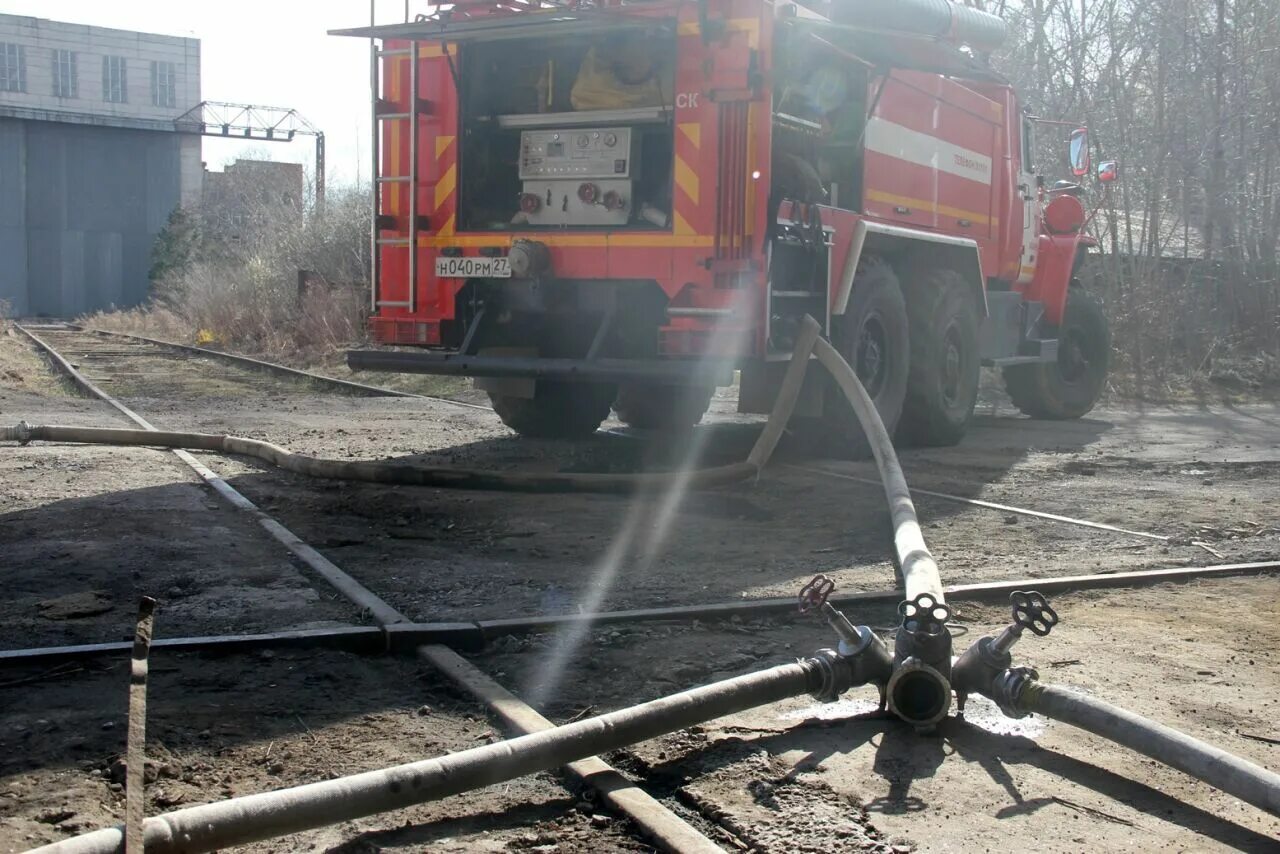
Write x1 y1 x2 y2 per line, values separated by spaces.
434 256 511 278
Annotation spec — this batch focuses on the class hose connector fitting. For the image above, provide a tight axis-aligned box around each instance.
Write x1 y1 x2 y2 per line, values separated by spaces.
886 656 952 731
15 420 33 445
988 665 1041 718
807 648 852 703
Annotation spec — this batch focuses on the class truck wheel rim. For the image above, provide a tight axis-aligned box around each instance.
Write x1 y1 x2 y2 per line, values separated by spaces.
856 315 888 398
942 322 963 407
1059 328 1090 384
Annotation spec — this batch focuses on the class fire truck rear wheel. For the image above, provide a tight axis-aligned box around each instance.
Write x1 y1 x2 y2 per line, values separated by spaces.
897 269 981 446
1002 288 1110 420
810 256 910 458
612 384 714 430
489 381 616 439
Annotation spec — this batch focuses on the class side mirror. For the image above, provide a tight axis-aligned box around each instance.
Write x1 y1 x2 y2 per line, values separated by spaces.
1068 127 1090 177
1097 160 1119 183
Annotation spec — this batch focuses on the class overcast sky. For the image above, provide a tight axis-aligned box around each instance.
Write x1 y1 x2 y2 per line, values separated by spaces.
14 1 417 188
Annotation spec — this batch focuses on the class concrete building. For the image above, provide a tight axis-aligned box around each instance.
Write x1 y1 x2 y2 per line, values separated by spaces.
201 158 306 245
203 159 306 219
0 14 201 317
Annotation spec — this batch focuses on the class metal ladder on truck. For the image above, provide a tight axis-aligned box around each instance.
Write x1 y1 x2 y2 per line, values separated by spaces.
368 1 421 315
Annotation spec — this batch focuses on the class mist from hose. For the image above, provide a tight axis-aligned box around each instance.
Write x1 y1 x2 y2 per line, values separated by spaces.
525 291 755 709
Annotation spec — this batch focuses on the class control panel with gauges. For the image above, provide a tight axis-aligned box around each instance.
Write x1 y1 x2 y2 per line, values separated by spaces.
517 127 638 226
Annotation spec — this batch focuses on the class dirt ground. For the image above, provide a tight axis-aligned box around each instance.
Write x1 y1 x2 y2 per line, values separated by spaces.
2 326 1278 852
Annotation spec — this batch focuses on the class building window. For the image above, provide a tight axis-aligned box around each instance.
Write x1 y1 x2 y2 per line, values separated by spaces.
0 43 25 93
52 49 77 98
103 55 127 103
151 60 176 108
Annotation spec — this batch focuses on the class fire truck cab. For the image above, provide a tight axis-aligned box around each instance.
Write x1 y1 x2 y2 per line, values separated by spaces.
335 0 1112 448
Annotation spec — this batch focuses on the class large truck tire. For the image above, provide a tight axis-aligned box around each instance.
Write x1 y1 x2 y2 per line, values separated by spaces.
489 380 615 439
613 383 714 430
805 256 911 458
897 268 981 446
1003 289 1110 420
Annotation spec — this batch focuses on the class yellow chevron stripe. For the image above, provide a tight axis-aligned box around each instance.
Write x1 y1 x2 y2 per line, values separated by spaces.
678 122 701 150
677 18 759 47
386 120 401 215
672 210 696 236
435 135 454 159
434 164 456 210
384 58 403 216
674 155 699 206
388 57 402 100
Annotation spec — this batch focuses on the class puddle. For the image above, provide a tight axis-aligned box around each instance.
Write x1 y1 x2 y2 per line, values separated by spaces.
781 695 884 721
957 693 1047 737
780 693 1047 738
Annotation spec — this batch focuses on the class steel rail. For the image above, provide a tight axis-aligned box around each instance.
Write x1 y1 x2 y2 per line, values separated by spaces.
791 463 1170 541
6 561 1276 666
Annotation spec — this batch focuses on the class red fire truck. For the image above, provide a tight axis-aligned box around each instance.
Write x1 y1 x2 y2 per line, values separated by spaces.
335 0 1114 448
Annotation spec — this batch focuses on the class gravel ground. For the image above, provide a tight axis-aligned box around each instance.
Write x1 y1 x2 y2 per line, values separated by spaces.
2 326 1278 852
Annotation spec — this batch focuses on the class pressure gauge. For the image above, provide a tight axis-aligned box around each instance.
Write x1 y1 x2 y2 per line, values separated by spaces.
604 133 618 147
576 134 590 148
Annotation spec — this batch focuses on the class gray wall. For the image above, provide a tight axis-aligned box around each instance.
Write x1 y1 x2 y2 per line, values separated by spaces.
0 119 27 315
0 116 179 317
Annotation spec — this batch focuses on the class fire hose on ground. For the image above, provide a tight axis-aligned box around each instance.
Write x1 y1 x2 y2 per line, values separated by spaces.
12 315 1280 852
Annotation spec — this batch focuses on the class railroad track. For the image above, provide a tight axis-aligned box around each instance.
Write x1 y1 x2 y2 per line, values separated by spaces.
27 323 491 408
23 325 334 401
6 321 1280 850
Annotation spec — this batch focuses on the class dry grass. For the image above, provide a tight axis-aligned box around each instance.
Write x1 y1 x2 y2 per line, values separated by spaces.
0 325 72 398
82 183 471 399
85 295 471 399
86 280 367 364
